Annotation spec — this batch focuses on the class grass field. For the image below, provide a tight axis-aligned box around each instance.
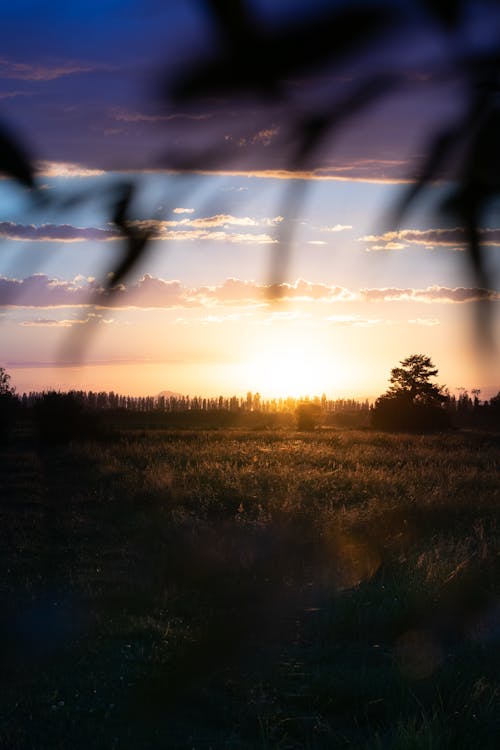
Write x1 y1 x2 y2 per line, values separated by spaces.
1 426 499 748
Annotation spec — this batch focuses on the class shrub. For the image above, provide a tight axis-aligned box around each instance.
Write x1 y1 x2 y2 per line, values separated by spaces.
295 401 321 430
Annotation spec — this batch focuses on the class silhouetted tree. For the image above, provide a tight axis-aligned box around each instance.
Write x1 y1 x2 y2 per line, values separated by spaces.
386 354 447 406
0 366 15 396
372 354 449 431
0 365 18 439
295 401 321 431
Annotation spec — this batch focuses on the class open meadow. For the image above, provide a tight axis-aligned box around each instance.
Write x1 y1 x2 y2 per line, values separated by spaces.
1 425 499 749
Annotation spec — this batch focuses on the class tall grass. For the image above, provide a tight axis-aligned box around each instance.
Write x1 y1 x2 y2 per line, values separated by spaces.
1 427 498 748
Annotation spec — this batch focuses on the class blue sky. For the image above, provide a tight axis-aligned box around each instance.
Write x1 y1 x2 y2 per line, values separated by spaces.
1 1 499 397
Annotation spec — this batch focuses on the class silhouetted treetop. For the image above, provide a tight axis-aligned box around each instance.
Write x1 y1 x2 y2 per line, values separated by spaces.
387 354 447 406
0 365 15 396
372 354 449 431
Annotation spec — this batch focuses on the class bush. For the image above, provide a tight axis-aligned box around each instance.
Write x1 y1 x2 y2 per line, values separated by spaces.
295 401 321 430
371 393 450 431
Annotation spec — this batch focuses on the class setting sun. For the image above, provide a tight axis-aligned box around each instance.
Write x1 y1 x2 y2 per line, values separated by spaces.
246 332 347 398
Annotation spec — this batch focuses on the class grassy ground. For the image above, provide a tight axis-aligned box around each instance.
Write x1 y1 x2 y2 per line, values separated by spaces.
1 426 499 748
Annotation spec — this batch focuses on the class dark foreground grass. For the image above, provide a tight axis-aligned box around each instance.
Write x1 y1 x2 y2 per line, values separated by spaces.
1 427 499 748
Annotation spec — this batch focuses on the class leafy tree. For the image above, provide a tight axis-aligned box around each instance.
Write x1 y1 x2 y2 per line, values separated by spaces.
385 354 447 406
0 366 18 439
372 354 449 431
0 366 15 396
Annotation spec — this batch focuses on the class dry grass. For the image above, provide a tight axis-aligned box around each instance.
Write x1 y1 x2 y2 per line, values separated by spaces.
1 427 499 748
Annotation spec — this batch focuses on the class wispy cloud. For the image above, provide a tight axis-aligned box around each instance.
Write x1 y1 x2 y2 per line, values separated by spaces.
36 161 106 177
28 161 412 184
0 216 282 245
361 286 500 303
144 214 283 229
325 314 384 327
2 276 497 311
1 275 97 308
159 229 277 243
183 168 412 184
0 58 110 81
319 224 352 233
0 90 35 100
225 126 280 148
0 275 352 309
361 227 500 251
19 312 114 328
109 107 213 123
0 222 119 243
274 280 354 301
20 318 87 328
158 214 282 229
408 318 440 326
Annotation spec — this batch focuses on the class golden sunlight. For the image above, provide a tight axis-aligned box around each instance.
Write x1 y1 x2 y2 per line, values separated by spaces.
245 335 351 398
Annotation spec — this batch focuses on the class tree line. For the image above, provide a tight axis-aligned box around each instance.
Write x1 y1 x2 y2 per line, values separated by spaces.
1 357 499 438
13 389 369 416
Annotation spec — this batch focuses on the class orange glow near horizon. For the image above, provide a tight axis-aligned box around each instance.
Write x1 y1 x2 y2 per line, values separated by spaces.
6 327 499 401
8 357 373 401
245 342 348 398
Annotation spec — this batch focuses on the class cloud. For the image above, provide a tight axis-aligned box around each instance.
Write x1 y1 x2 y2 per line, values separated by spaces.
0 274 353 309
226 126 280 148
148 214 283 229
0 275 97 307
0 90 35 100
205 278 265 303
140 212 283 244
370 242 407 250
273 279 354 301
184 168 411 184
172 207 195 214
251 127 280 146
0 215 282 245
408 318 440 326
36 161 106 177
361 286 500 303
19 313 113 328
19 318 87 328
319 224 352 233
361 227 500 251
109 107 213 123
326 315 384 326
178 214 259 228
26 161 412 185
157 229 277 243
0 222 119 243
180 311 256 325
0 58 108 81
2 276 496 312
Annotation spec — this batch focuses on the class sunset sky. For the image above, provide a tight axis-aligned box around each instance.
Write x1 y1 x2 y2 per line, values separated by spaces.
1 0 499 399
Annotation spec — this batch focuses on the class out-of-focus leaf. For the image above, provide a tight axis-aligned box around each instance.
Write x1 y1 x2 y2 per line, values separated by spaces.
171 5 396 101
0 122 35 189
106 183 153 290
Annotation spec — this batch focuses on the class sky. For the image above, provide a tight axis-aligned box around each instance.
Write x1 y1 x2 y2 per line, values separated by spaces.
1 0 499 399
